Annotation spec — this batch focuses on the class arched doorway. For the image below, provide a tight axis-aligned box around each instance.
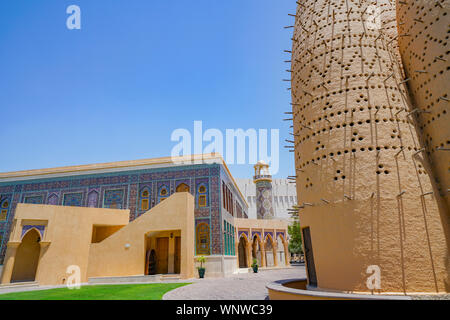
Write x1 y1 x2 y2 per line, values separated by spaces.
265 235 275 267
252 235 261 267
176 183 190 193
11 229 41 283
146 249 157 275
238 236 248 268
277 235 286 267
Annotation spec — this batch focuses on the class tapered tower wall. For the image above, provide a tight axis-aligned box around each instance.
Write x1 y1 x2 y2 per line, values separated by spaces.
396 0 450 209
291 0 449 293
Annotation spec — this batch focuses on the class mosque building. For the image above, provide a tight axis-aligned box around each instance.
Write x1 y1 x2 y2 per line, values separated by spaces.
0 154 289 286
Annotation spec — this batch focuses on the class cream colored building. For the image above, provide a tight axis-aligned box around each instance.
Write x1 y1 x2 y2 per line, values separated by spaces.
0 154 289 286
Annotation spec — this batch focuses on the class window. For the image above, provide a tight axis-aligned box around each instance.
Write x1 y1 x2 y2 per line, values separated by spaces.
198 195 207 207
140 188 150 211
223 221 236 256
197 184 208 207
236 203 243 218
141 199 149 211
196 223 210 255
222 183 234 216
0 199 9 222
87 190 99 208
48 194 59 206
222 182 226 208
158 186 169 203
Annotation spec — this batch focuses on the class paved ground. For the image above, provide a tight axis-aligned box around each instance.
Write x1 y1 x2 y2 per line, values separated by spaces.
163 265 306 300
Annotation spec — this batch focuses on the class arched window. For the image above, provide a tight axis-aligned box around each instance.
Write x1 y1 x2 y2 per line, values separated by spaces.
158 186 169 203
140 188 150 211
87 190 99 208
0 200 9 222
196 223 210 255
48 194 59 206
176 183 190 193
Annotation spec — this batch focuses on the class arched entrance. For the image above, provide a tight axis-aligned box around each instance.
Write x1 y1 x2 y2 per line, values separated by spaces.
176 183 190 193
11 229 41 283
238 236 248 268
265 235 275 267
252 235 262 267
277 235 286 267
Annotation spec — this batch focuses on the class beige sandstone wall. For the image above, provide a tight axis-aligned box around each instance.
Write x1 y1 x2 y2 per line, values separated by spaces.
291 0 449 293
87 192 195 280
396 0 450 210
1 204 130 286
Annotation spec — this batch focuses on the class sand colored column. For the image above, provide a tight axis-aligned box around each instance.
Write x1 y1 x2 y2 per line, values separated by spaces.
290 0 449 293
273 240 278 267
260 240 266 268
284 241 290 266
0 242 20 284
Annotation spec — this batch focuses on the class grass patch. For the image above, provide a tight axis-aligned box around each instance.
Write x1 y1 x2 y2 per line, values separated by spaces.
0 283 191 300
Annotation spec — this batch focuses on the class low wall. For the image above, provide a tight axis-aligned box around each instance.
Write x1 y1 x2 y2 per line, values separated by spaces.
267 279 412 300
194 255 237 278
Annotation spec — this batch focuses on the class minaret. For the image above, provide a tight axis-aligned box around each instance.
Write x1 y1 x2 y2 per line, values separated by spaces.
253 160 275 220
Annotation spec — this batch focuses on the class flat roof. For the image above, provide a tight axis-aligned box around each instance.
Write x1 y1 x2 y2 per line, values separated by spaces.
0 153 248 208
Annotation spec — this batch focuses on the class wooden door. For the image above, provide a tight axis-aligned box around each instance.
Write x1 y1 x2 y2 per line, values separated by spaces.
174 236 181 274
302 227 317 287
156 237 169 274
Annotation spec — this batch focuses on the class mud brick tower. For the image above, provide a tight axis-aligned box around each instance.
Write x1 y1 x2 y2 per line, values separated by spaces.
290 0 449 293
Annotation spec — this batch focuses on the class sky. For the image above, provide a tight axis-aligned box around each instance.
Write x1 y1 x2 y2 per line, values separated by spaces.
0 0 297 179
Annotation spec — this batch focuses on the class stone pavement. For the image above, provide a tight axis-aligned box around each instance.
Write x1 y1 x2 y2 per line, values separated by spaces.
163 265 306 300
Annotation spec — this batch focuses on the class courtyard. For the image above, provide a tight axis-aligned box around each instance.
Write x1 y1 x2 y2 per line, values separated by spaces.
163 266 306 300
0 266 304 300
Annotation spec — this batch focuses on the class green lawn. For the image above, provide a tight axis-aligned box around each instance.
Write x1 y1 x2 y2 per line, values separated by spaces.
0 283 190 300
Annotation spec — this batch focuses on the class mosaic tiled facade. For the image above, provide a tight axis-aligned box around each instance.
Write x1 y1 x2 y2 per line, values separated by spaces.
0 162 248 263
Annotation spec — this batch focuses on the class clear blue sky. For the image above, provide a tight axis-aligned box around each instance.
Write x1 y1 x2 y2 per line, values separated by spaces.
0 0 296 179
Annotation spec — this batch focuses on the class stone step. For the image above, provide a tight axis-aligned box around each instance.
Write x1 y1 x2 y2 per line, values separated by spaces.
88 275 161 284
0 281 40 293
0 281 39 288
160 274 181 281
235 268 251 274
